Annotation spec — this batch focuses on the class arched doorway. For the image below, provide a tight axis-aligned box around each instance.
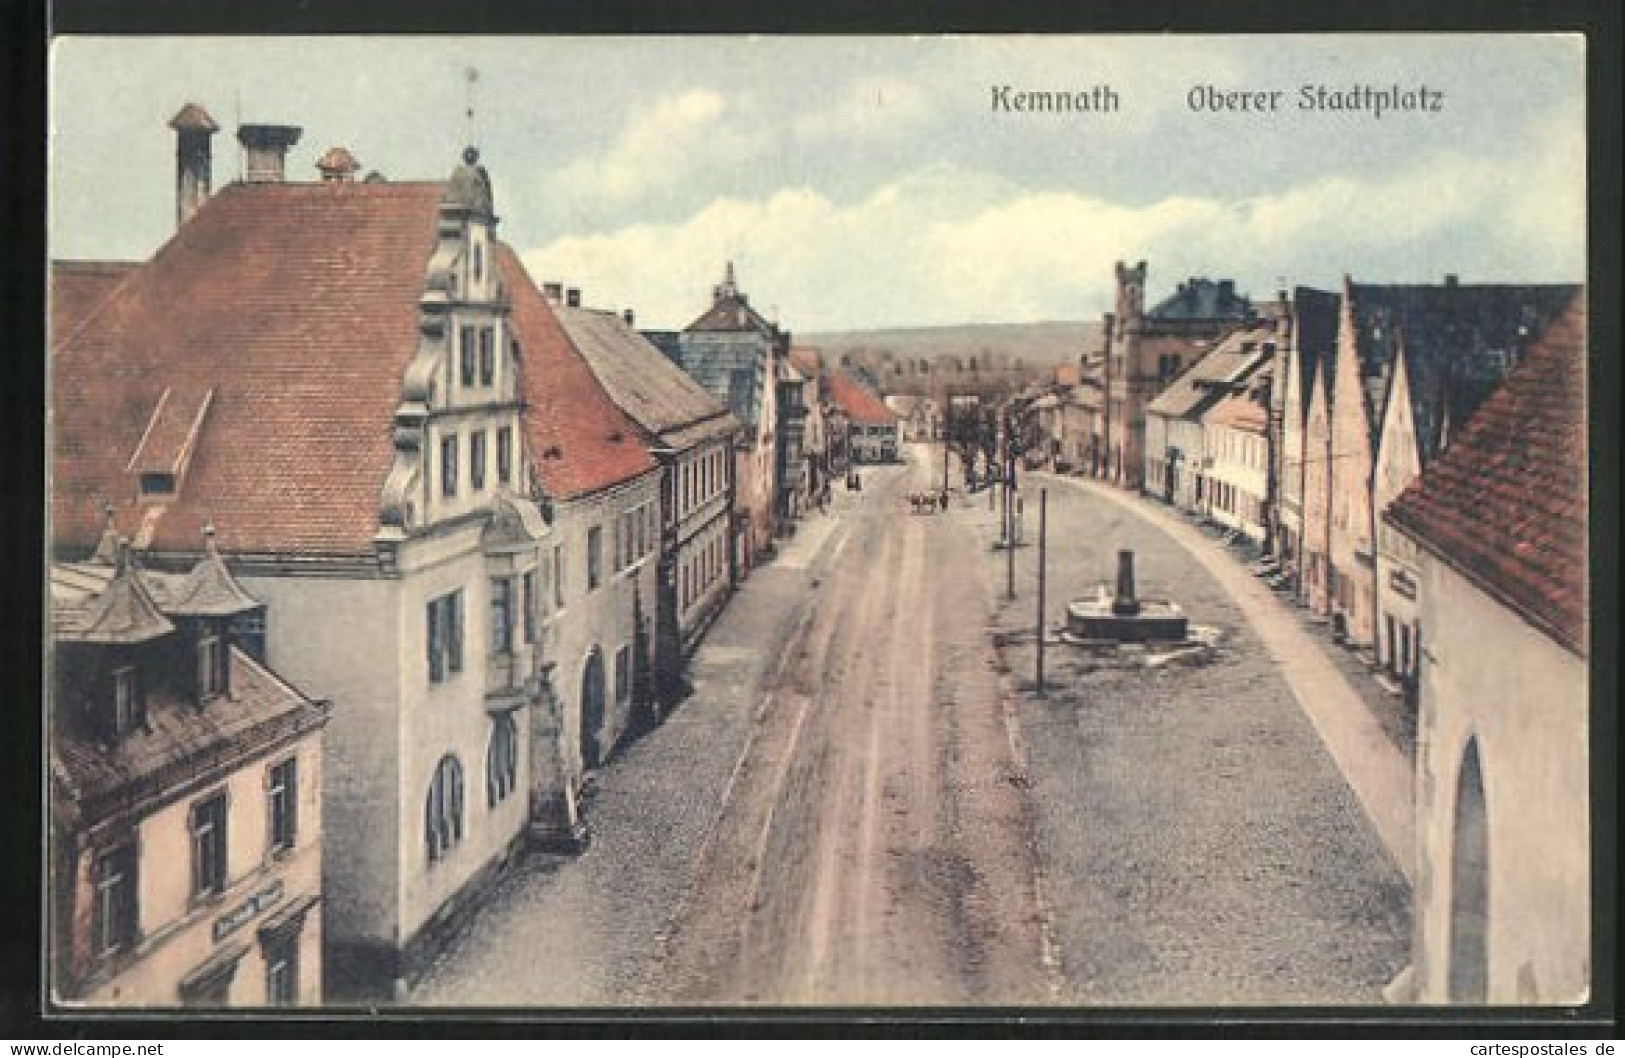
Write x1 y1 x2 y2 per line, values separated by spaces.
580 648 607 770
1448 737 1490 1002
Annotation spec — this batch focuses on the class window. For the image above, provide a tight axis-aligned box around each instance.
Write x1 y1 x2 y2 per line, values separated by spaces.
490 577 513 655
197 627 226 701
521 571 537 644
460 326 477 387
470 430 487 491
479 327 494 387
587 526 603 591
139 471 176 496
552 544 565 608
426 755 464 863
265 932 298 1006
92 841 138 955
496 426 513 485
231 608 267 663
635 505 647 558
472 242 484 283
112 664 143 736
614 645 631 706
268 757 298 853
441 434 459 497
190 792 228 899
612 517 624 573
427 590 464 683
486 713 518 807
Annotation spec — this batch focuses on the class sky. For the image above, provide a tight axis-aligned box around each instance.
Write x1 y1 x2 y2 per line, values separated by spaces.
49 35 1586 332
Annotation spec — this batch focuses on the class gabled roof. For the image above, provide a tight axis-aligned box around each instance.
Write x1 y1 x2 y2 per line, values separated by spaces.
1386 294 1586 657
497 245 656 500
1348 280 1579 461
54 543 174 644
554 305 739 451
52 180 447 557
1288 286 1341 417
164 527 263 618
826 371 895 426
1145 324 1271 421
1206 385 1269 435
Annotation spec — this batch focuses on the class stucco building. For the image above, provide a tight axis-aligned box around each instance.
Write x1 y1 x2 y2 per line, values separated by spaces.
1315 276 1576 647
1384 294 1588 1004
51 530 329 1007
827 371 899 464
49 107 620 998
678 263 789 571
548 295 741 710
1100 262 1252 488
1142 323 1274 514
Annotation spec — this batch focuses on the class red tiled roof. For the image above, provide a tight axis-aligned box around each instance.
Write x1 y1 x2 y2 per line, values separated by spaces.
497 245 656 499
827 371 895 426
1205 390 1268 434
52 181 446 557
50 260 139 351
789 347 824 378
1385 294 1587 656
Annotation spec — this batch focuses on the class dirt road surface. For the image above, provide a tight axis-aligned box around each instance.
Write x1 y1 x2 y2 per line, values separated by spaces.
646 455 1057 1005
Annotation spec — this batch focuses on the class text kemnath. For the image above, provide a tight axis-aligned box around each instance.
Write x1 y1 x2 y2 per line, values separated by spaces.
990 85 1121 114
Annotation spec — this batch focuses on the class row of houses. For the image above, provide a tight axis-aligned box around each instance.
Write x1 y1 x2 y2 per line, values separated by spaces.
46 105 892 1006
1023 263 1590 1003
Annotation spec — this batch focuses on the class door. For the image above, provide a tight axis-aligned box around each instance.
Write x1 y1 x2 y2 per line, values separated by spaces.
1448 738 1490 1002
580 648 607 770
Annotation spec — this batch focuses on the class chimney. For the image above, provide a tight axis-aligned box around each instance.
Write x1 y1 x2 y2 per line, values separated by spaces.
169 103 219 228
566 288 581 308
1219 279 1235 301
1443 273 1460 289
316 146 361 183
542 282 563 304
237 123 303 183
622 308 635 327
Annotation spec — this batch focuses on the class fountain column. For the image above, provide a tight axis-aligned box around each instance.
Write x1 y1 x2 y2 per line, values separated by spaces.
1112 549 1141 616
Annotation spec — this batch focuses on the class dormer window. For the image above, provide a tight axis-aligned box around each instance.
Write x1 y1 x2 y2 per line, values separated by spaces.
112 664 144 736
140 472 176 497
197 625 227 702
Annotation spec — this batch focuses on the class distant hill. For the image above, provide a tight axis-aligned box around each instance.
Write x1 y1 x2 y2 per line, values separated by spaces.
801 321 1101 366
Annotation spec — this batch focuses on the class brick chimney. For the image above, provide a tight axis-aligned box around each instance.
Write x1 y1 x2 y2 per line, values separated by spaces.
542 282 563 304
622 308 635 327
237 123 303 183
169 103 219 228
566 288 581 308
316 146 361 183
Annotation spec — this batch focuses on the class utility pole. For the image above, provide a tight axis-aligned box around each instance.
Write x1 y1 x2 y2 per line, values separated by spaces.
1036 488 1047 697
1005 411 1016 601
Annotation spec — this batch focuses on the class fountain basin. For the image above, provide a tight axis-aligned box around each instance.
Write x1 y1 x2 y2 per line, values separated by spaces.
1065 598 1189 644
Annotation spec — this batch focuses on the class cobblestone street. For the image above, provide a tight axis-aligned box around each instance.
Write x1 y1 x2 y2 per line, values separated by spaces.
977 469 1412 1004
414 447 1413 1007
412 488 862 1005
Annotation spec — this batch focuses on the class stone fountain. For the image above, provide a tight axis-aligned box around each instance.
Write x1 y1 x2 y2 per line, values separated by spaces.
1064 549 1191 644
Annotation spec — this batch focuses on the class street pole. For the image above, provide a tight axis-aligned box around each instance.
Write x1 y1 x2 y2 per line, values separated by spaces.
1036 488 1047 697
1005 443 1016 600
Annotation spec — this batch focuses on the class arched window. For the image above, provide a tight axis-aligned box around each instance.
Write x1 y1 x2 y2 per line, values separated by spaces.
426 755 464 863
487 714 518 807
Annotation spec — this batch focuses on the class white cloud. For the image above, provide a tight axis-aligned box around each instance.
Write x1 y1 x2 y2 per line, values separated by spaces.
551 88 766 205
523 131 1584 332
